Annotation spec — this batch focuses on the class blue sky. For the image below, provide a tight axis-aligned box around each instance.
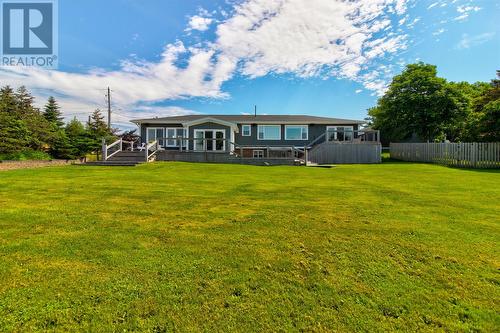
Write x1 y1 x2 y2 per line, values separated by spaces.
1 0 498 129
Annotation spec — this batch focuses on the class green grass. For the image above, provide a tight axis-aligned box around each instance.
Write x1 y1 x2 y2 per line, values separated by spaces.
0 162 499 332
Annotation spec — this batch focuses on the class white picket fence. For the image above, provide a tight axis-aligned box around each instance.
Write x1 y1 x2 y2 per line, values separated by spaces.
390 142 500 169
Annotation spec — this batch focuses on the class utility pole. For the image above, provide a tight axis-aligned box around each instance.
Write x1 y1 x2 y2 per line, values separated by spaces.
254 105 257 117
106 87 111 129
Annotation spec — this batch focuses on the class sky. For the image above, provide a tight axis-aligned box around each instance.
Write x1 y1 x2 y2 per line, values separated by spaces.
0 0 498 130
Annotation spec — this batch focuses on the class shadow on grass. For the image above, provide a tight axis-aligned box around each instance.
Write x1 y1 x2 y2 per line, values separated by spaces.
381 155 500 173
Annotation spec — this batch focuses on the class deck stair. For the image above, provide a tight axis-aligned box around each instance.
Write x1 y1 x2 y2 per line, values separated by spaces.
85 151 146 166
85 138 160 166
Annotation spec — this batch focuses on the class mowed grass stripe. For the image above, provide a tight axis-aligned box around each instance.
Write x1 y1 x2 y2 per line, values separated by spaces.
0 162 498 331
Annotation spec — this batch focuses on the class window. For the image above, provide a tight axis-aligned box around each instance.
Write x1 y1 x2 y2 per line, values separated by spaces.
165 128 187 147
146 128 164 145
285 125 308 140
327 126 354 142
257 125 281 140
242 124 251 136
253 150 264 158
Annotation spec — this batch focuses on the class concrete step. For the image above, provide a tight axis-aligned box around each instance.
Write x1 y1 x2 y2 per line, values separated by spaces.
108 156 146 162
110 152 146 157
84 161 143 166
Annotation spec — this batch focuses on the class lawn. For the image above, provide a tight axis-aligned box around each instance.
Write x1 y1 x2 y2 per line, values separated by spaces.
0 162 499 332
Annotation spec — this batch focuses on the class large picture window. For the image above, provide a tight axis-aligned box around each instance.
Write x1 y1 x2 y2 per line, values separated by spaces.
285 125 308 140
257 125 281 140
327 126 354 142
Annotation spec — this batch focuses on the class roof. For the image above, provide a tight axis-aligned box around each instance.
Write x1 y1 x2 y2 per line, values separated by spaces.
131 114 365 125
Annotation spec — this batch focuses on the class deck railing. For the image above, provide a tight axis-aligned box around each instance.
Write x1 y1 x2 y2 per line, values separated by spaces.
146 140 160 161
325 129 380 144
102 138 136 161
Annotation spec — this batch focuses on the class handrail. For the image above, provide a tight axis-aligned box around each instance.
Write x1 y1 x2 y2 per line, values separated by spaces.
146 140 159 161
103 138 122 161
306 133 326 148
106 139 121 150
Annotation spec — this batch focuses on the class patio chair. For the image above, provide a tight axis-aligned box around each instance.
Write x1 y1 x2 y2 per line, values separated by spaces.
137 143 146 151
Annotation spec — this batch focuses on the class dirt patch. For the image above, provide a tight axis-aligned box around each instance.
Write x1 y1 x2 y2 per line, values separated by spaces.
0 160 78 171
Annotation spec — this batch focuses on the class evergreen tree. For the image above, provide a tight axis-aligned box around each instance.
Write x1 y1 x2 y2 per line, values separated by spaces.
0 86 29 153
0 86 18 115
15 87 54 151
15 86 35 116
43 96 64 129
87 108 115 157
65 118 93 160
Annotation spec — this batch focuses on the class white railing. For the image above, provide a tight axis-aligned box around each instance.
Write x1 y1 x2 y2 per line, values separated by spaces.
390 142 500 169
102 138 137 161
146 140 159 161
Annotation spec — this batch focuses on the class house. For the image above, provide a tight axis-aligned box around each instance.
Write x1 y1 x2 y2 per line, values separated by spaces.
96 114 380 166
131 114 367 158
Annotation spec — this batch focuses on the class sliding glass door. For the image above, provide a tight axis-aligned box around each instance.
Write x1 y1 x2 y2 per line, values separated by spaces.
194 130 225 151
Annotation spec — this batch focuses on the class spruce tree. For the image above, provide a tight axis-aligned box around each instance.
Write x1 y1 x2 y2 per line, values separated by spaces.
0 86 29 153
15 86 35 116
43 96 64 128
87 108 114 157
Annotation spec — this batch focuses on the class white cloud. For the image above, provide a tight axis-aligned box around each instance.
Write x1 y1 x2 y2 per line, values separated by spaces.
355 89 363 94
186 15 213 32
215 0 408 91
427 2 439 10
0 0 413 125
454 4 481 21
432 28 445 36
457 32 495 49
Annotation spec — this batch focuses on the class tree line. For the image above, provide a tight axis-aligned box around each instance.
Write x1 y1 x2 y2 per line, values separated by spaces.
0 86 116 160
368 63 499 144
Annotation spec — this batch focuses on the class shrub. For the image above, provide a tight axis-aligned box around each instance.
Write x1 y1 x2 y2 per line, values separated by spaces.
0 150 52 161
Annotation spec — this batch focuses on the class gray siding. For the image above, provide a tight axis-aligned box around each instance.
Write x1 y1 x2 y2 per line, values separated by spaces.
140 122 360 150
235 124 360 147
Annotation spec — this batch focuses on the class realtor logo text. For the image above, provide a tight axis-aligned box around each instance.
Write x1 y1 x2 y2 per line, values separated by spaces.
1 0 58 68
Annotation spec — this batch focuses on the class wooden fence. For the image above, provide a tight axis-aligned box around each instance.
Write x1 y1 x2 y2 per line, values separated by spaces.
308 143 382 164
390 142 500 169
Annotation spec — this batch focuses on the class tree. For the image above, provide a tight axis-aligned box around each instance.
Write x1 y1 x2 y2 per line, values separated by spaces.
65 118 93 160
43 96 64 129
369 63 469 143
15 86 35 116
87 109 115 158
14 87 54 151
0 86 29 153
475 71 500 141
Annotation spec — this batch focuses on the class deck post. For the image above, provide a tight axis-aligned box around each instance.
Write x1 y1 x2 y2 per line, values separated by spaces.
305 148 308 167
102 138 107 161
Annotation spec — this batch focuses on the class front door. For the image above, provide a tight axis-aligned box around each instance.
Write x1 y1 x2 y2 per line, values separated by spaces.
194 130 226 151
